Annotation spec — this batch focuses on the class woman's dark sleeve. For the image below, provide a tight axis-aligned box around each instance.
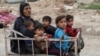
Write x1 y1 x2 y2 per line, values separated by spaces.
0 23 3 28
19 25 34 38
14 19 34 38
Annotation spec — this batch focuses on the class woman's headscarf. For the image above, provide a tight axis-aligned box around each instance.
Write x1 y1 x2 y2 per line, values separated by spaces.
19 2 30 17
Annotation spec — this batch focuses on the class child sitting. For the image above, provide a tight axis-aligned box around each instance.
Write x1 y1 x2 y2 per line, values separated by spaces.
66 15 83 55
24 20 34 31
42 16 56 36
23 20 34 46
34 23 51 54
48 15 72 56
66 15 78 37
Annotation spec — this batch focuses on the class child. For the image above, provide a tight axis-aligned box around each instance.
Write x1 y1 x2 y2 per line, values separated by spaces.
23 20 34 48
24 20 34 31
48 15 70 56
42 16 56 36
34 23 50 54
66 15 78 37
66 15 83 55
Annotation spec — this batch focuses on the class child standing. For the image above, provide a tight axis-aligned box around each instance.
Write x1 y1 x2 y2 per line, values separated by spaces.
42 16 56 36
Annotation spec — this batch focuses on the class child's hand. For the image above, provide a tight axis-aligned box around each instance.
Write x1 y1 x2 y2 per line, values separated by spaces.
34 35 38 40
34 35 38 37
43 36 48 41
76 28 81 32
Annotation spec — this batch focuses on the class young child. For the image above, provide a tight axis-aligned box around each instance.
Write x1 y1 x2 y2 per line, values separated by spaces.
34 23 50 54
48 15 70 56
66 15 82 55
23 20 34 46
24 20 34 31
42 16 56 36
66 15 78 37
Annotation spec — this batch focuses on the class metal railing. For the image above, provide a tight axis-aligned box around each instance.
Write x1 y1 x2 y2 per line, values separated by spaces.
4 28 79 56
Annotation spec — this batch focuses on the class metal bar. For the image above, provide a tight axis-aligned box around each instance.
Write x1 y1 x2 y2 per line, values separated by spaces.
14 32 17 38
74 39 78 56
32 40 34 56
18 38 21 56
4 28 8 56
6 37 77 41
7 37 35 40
6 37 79 42
46 40 48 56
60 40 62 56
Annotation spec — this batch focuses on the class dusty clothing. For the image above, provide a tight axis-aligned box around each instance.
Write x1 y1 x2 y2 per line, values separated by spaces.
34 35 50 53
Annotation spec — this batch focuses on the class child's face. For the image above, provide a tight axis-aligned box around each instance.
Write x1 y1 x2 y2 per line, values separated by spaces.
57 18 66 29
35 28 44 36
67 19 73 27
27 23 34 30
43 20 50 27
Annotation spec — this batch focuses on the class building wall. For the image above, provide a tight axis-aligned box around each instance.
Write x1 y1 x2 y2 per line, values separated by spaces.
6 0 25 3
77 0 94 4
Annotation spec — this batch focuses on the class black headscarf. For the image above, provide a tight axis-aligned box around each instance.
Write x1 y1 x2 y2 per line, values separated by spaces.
20 2 30 18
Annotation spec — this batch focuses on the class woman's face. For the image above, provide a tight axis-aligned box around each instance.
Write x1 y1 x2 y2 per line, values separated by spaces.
23 6 31 17
57 18 67 29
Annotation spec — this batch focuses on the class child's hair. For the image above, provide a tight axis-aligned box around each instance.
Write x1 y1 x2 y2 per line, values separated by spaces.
42 16 52 23
24 21 33 27
34 22 44 31
66 15 73 22
55 15 66 24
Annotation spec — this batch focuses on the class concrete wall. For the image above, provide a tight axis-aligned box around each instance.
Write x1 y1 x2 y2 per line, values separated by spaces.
6 0 25 3
0 0 5 3
77 0 94 4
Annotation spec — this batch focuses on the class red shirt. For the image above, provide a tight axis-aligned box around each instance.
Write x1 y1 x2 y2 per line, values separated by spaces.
66 26 78 37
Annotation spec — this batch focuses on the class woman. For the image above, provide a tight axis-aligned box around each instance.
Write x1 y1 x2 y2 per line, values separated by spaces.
11 2 35 54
